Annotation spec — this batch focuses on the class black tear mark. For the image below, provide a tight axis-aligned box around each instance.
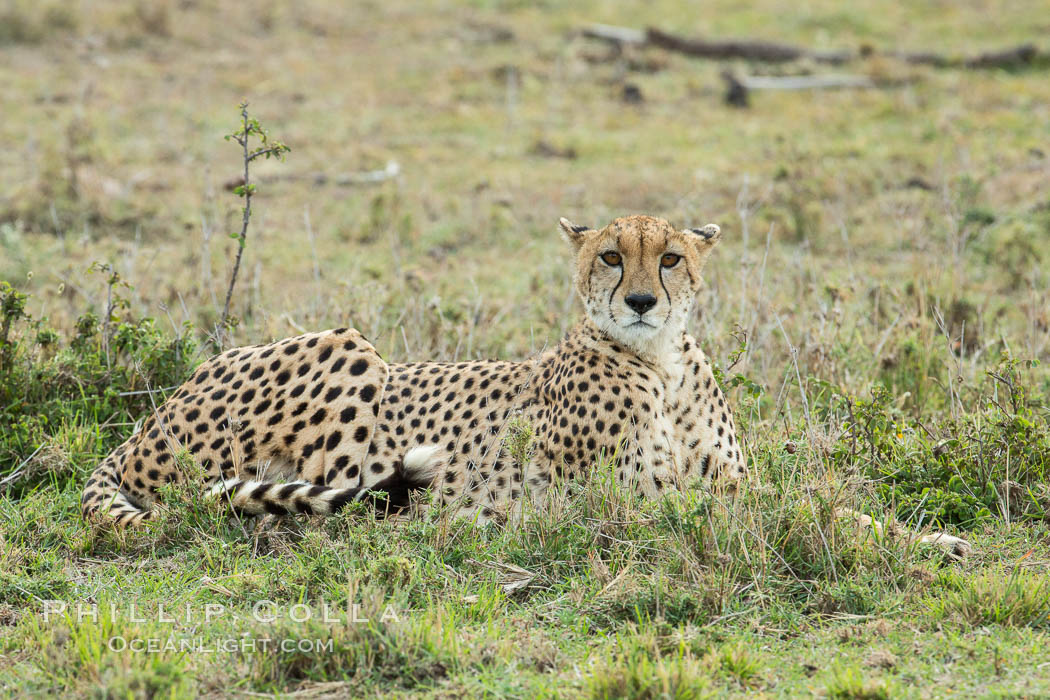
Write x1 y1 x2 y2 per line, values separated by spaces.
690 227 716 240
571 225 589 233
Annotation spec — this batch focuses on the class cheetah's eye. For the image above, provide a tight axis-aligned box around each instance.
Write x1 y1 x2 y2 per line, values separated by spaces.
600 251 622 266
660 253 681 268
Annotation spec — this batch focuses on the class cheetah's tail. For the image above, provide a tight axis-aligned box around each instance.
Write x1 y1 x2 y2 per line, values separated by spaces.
80 440 153 528
209 446 444 517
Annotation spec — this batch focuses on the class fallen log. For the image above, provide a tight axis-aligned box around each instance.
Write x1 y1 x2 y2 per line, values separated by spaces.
733 73 874 90
888 43 1039 69
721 71 876 107
964 43 1038 69
645 27 853 65
580 24 1046 71
581 23 646 46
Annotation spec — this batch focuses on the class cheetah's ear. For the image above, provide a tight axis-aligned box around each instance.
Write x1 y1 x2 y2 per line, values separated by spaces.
559 217 593 250
686 224 721 244
683 224 721 267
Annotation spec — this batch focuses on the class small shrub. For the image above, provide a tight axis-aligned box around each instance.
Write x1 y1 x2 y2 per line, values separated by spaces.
812 579 882 617
0 280 29 371
825 666 894 700
22 608 191 697
875 332 943 415
0 280 197 489
586 646 712 700
930 568 1050 628
598 577 719 629
244 603 468 690
702 642 762 688
829 355 1049 528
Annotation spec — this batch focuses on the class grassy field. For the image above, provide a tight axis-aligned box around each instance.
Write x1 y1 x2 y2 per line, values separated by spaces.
2 0 1050 696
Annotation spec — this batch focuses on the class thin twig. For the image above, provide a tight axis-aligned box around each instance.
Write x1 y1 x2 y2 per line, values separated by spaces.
219 106 254 345
217 102 289 348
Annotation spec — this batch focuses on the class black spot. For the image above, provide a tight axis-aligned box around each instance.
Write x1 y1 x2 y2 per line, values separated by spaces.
264 500 289 516
277 483 301 500
350 359 369 376
354 426 369 442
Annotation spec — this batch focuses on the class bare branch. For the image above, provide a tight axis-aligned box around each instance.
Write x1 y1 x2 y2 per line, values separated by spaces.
646 27 853 65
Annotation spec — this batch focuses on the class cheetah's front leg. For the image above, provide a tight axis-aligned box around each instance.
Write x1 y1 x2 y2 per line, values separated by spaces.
618 414 685 499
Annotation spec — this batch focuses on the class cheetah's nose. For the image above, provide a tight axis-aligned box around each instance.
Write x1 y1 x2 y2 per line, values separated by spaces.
624 293 657 315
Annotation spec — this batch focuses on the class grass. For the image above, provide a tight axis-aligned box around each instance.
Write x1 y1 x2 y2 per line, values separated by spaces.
1 0 1050 696
930 568 1050 628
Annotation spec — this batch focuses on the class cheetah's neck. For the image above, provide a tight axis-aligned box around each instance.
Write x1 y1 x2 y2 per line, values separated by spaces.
568 318 687 378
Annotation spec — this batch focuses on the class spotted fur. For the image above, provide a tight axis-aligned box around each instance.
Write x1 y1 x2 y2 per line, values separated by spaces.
82 215 748 527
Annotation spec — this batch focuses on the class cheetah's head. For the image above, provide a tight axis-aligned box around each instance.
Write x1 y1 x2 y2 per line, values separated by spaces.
559 215 721 355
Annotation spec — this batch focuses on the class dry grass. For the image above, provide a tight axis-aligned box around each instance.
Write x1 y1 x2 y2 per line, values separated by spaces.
2 0 1048 387
1 0 1049 696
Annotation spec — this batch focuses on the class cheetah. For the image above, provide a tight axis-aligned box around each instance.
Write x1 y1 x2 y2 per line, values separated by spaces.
80 215 970 558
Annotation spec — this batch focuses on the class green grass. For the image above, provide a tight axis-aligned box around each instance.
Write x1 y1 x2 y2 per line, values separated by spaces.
2 0 1050 696
2 468 1049 696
